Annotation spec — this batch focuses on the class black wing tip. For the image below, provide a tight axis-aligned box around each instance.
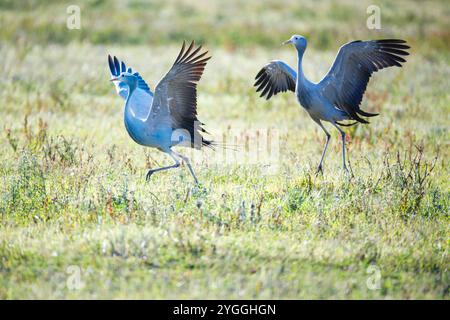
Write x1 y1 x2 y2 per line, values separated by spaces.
378 42 410 62
357 109 379 117
201 139 240 152
376 39 407 44
254 71 267 87
198 53 212 63
255 67 266 80
340 106 371 124
375 39 410 67
175 41 187 63
375 38 409 45
254 62 295 99
175 40 210 65
201 138 214 149
336 121 359 127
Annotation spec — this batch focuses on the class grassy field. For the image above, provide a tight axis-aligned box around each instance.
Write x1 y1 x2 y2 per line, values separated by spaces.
0 0 449 299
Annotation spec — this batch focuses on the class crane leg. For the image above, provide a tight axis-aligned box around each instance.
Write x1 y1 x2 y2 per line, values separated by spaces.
173 151 199 184
331 122 349 173
146 151 180 181
315 120 331 175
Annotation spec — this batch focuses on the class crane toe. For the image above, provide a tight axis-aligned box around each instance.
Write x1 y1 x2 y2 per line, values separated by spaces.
315 165 324 176
145 170 155 181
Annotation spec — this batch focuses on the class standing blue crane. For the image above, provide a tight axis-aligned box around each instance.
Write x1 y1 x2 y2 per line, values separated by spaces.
108 41 212 184
254 35 409 174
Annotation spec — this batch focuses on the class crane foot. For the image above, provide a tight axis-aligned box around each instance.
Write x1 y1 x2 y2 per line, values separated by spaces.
145 170 154 181
315 165 323 176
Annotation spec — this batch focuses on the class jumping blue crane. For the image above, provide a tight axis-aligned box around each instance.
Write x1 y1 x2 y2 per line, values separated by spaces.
109 41 212 184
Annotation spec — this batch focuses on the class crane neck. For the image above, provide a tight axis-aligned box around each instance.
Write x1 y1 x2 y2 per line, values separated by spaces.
296 48 306 85
123 83 144 144
124 83 138 119
125 82 137 101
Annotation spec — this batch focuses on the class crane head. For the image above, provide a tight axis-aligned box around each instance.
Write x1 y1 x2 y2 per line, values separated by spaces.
282 35 307 51
110 72 138 85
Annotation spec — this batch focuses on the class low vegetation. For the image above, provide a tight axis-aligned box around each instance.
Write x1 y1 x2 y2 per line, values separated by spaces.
0 0 448 299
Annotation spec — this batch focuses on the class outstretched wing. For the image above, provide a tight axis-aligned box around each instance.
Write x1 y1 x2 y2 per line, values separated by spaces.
254 60 297 100
148 41 211 147
108 55 154 118
318 39 409 122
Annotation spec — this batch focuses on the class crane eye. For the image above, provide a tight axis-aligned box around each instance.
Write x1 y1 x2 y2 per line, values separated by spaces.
121 74 124 77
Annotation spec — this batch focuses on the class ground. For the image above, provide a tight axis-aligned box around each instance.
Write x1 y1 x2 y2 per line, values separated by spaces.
0 0 448 299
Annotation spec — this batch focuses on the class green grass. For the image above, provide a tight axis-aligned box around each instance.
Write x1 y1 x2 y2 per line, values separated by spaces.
0 0 449 299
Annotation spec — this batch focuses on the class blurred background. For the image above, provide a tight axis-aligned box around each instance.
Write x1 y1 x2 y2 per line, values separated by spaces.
0 0 448 299
1 0 449 49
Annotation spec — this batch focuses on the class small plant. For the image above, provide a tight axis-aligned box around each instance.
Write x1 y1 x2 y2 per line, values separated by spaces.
43 135 79 167
3 152 47 220
382 144 438 217
4 127 18 152
23 116 48 152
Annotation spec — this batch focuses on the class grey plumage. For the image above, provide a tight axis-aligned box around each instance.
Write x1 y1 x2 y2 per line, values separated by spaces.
255 60 296 100
109 41 212 184
318 39 409 124
150 41 212 149
254 35 410 174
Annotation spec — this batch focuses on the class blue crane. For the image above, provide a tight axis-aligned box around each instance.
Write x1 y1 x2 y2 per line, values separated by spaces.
254 35 409 174
109 41 212 184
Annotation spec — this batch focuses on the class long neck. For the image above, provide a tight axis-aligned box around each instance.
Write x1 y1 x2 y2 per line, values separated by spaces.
124 83 137 118
296 47 306 86
123 84 142 144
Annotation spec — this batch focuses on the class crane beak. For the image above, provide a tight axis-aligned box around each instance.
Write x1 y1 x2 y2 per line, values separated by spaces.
110 77 119 82
282 39 292 45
